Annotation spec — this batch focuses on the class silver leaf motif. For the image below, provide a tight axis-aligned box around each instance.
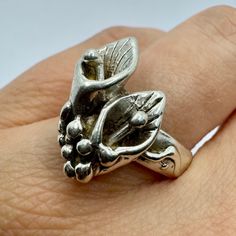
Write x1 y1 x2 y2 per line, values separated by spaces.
58 37 192 183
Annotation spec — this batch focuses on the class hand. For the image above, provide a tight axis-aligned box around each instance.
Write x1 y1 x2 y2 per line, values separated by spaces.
0 6 235 236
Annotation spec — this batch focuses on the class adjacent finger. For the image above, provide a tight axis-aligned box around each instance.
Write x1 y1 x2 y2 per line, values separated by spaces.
127 6 236 149
0 27 164 129
192 109 236 181
179 110 236 234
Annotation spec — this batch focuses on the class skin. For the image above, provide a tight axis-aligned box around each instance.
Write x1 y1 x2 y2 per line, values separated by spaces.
0 5 236 236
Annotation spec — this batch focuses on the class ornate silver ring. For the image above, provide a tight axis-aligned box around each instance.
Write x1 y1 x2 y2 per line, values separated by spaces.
58 37 193 183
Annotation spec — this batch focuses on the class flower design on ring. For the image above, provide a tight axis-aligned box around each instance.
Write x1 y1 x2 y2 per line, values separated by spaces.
58 37 192 183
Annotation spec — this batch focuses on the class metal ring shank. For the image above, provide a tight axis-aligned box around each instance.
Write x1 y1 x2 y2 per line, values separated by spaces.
136 130 193 178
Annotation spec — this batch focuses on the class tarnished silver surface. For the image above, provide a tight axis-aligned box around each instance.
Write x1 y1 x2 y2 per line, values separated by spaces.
58 37 193 183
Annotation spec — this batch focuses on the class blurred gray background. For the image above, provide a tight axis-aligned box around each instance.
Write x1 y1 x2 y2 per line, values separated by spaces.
1 0 236 88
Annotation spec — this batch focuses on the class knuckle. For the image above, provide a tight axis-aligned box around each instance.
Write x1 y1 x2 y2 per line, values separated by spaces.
205 5 236 14
192 5 236 41
202 5 236 21
100 26 132 42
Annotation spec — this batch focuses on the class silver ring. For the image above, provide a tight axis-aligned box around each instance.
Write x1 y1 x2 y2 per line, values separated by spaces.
58 37 193 183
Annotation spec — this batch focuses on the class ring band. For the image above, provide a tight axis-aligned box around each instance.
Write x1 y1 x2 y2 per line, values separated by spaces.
58 37 193 183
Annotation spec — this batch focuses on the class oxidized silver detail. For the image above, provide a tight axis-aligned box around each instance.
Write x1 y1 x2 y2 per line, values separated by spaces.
58 37 193 183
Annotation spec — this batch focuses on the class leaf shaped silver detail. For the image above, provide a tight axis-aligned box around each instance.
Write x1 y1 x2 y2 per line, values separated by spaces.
69 37 138 115
99 37 138 79
89 91 166 174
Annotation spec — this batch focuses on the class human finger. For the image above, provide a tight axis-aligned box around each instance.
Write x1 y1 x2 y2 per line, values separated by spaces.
127 6 236 149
